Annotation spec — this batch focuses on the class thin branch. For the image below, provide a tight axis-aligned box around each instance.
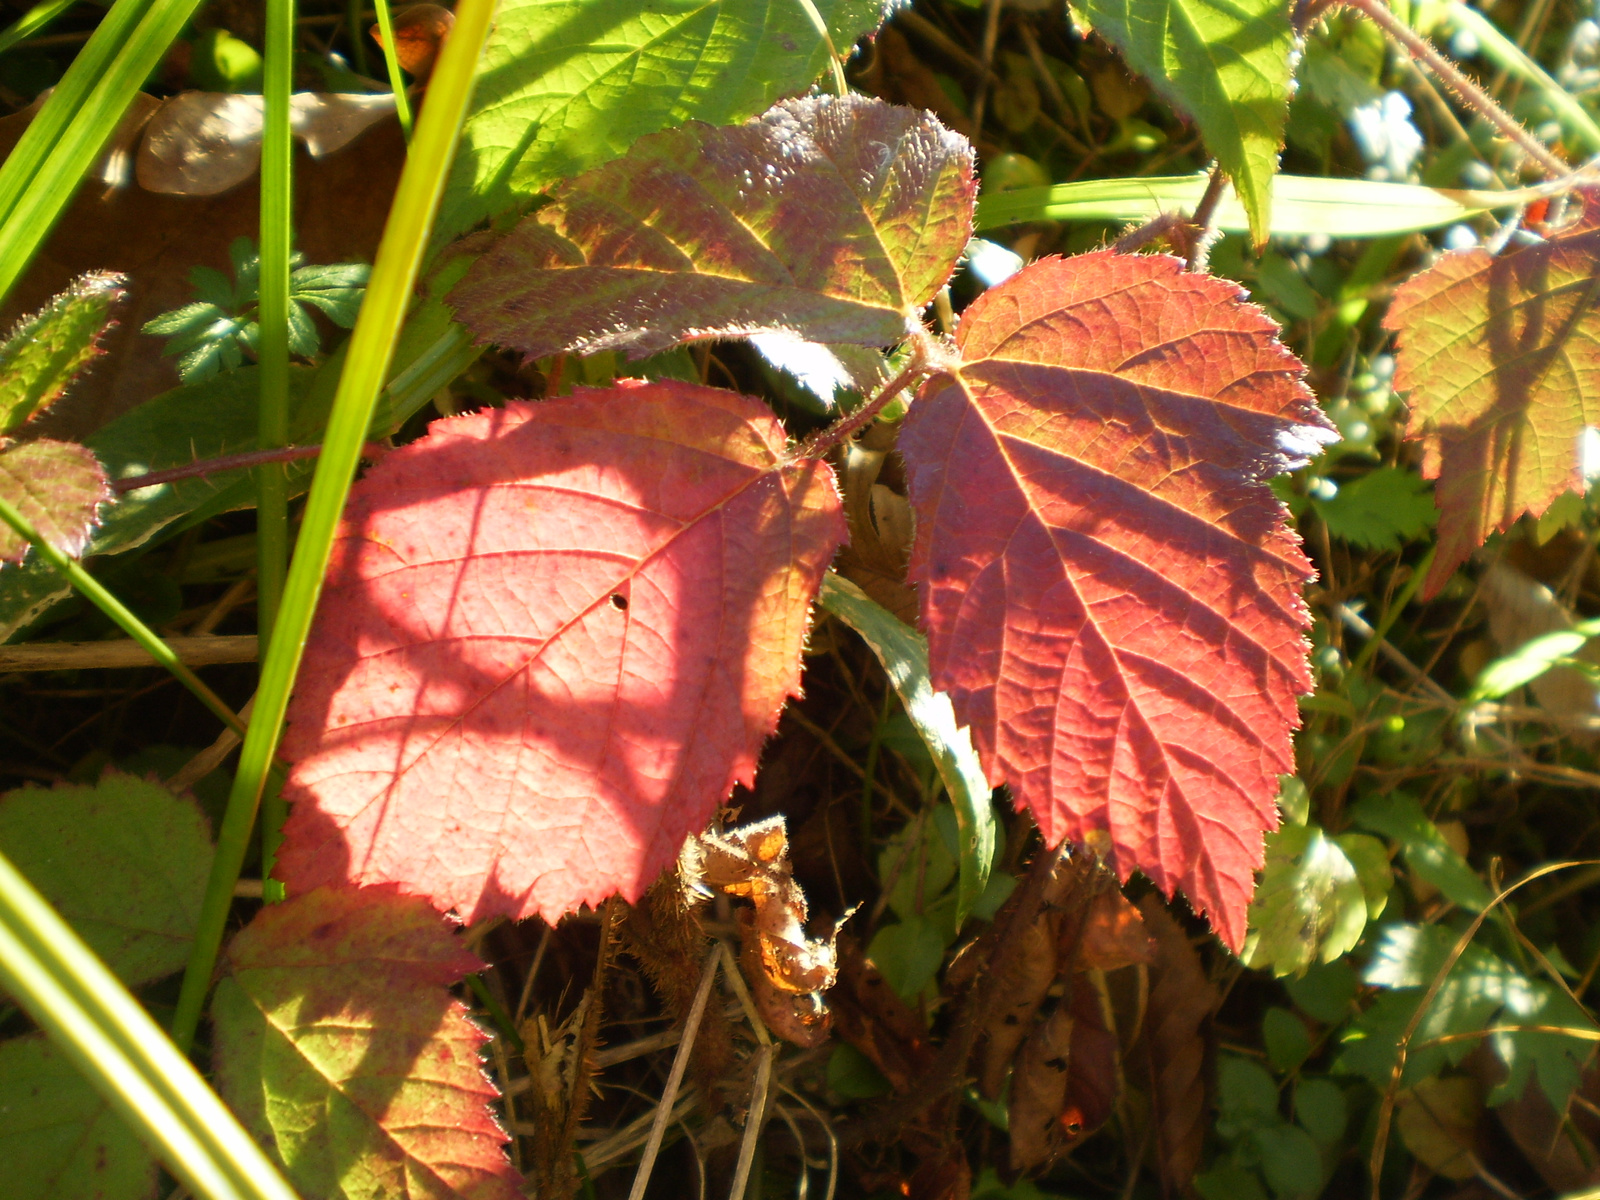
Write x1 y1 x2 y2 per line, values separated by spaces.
626 950 720 1200
0 636 259 673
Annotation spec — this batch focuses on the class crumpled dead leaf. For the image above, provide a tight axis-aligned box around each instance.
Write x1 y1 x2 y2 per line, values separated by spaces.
1008 1004 1075 1171
1479 559 1600 736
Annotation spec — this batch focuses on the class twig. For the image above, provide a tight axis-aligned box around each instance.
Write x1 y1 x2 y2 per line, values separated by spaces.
1345 0 1568 179
968 0 1005 144
0 635 258 673
167 695 254 792
729 1044 775 1200
626 950 720 1200
798 341 932 460
110 441 389 495
780 1082 840 1200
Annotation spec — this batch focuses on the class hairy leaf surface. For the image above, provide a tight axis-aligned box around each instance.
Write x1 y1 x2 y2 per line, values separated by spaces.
1386 190 1600 597
0 271 123 433
450 95 974 360
0 437 109 563
434 0 892 244
0 773 212 987
211 887 519 1200
0 1035 156 1200
898 252 1334 949
277 381 846 921
1070 0 1292 243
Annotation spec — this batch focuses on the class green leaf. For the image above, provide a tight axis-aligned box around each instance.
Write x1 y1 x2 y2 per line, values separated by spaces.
1251 1122 1323 1198
820 572 994 925
0 773 212 988
1311 467 1438 552
211 887 521 1200
0 438 109 565
0 272 124 434
1066 0 1293 243
0 1034 157 1200
1334 831 1392 922
1217 1055 1279 1134
1351 792 1492 911
1293 1078 1346 1148
1285 959 1358 1024
1469 617 1600 702
1343 923 1598 1107
1243 824 1369 976
1194 1163 1271 1200
291 263 370 327
433 0 894 244
1263 1007 1312 1074
826 1043 891 1100
974 174 1527 239
866 914 947 1000
450 95 975 361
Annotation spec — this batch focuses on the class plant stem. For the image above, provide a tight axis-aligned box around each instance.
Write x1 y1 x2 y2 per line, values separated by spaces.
800 343 931 460
346 0 370 75
170 0 497 1052
0 495 246 737
1346 0 1569 179
111 440 388 493
372 0 414 141
258 0 296 895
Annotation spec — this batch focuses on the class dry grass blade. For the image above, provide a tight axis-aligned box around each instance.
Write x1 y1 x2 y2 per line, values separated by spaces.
626 949 720 1200
729 1042 776 1200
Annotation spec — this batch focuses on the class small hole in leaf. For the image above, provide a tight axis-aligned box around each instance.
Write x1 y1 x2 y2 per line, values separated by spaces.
610 594 628 611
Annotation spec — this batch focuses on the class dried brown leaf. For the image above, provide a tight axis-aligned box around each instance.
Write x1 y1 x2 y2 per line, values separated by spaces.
1009 1005 1076 1171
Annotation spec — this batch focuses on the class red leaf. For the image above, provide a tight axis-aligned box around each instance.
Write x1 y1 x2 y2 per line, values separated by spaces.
1385 188 1600 597
277 381 846 921
0 437 109 563
211 886 519 1200
449 95 974 361
897 253 1334 949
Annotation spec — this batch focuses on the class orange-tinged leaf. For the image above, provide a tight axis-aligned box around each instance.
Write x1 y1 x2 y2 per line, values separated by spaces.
898 252 1334 949
0 437 109 563
1386 189 1600 597
211 886 520 1200
277 381 846 922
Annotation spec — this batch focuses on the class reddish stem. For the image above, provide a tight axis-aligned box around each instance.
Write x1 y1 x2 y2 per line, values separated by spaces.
1346 0 1569 179
798 337 935 461
112 441 388 495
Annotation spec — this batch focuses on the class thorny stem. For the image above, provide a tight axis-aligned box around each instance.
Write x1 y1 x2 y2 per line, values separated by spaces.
799 336 936 460
111 441 389 494
1346 0 1569 179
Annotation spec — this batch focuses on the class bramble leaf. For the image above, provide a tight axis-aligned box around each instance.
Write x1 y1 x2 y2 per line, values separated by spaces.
897 252 1336 950
1386 187 1600 597
1069 0 1292 244
0 272 124 433
450 96 975 360
1310 466 1438 551
0 1035 156 1200
433 0 893 244
0 437 110 564
276 381 846 922
211 887 520 1200
1242 823 1369 977
0 773 212 987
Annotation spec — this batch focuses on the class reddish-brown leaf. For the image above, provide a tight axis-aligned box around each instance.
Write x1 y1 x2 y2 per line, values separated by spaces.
1386 188 1600 597
448 95 974 361
0 438 110 563
897 252 1332 950
210 886 520 1200
277 381 846 922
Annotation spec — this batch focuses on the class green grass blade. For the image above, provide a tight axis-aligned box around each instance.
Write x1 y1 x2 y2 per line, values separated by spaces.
818 573 994 928
372 0 414 141
0 0 79 58
0 849 298 1200
170 0 497 1052
257 0 296 891
0 0 207 304
975 173 1541 238
0 494 245 736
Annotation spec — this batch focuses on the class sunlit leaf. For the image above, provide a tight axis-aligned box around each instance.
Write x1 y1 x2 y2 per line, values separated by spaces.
898 252 1336 949
1242 824 1369 976
0 437 109 564
1311 466 1438 552
0 271 123 434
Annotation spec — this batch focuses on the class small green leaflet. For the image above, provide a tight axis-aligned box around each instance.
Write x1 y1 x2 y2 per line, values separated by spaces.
1312 467 1438 551
818 572 994 927
1468 616 1600 702
1352 791 1490 911
0 1036 156 1200
0 271 123 434
1066 0 1294 244
142 237 368 382
1242 823 1389 976
432 0 893 245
